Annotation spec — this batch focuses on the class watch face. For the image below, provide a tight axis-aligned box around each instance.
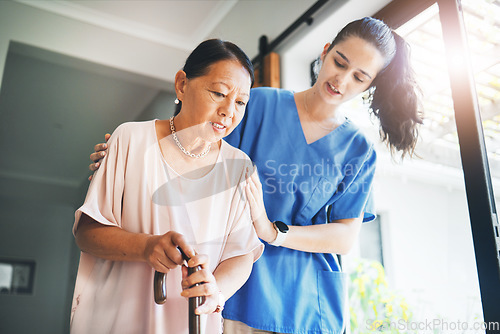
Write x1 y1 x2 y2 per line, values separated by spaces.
274 220 289 232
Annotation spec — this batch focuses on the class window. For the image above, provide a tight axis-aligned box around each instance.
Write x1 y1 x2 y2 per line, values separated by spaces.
0 259 36 295
344 0 500 332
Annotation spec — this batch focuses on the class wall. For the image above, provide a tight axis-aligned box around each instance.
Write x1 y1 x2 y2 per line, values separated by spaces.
137 90 177 121
0 0 184 93
0 86 178 334
0 196 78 334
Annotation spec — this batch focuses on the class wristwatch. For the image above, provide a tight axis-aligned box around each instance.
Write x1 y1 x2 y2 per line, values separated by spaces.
269 220 289 247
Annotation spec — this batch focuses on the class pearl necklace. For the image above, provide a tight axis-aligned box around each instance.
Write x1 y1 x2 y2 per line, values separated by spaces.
303 92 338 131
170 116 210 159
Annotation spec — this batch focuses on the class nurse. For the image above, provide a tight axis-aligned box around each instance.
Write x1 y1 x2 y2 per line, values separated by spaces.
90 17 422 334
222 17 422 334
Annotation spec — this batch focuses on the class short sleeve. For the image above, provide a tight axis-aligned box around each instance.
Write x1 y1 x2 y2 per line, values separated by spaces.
329 146 377 223
73 124 128 235
219 159 264 263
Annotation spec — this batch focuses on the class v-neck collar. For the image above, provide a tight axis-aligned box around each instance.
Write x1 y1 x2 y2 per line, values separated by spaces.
287 91 349 147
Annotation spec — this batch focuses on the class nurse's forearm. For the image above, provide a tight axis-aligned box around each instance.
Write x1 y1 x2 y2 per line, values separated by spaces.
213 253 254 301
274 216 362 254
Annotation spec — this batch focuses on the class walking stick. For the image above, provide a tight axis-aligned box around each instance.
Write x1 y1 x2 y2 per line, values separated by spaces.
154 247 202 334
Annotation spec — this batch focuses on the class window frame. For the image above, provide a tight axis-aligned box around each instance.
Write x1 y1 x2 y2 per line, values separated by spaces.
374 0 500 328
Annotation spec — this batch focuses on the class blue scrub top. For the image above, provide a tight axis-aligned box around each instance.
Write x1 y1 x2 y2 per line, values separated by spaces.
222 87 376 334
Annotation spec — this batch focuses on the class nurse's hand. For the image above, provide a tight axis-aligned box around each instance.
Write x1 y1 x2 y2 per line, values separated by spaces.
180 254 221 314
245 166 277 243
88 133 110 181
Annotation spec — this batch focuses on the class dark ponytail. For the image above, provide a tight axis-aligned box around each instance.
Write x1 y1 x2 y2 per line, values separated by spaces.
329 17 423 158
174 39 254 116
370 32 423 158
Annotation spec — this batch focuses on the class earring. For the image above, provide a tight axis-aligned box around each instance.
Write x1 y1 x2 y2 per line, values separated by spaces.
174 98 180 105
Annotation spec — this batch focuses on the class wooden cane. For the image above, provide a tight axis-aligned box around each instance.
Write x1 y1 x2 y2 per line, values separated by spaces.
186 265 202 334
153 248 202 334
153 270 167 304
179 247 202 334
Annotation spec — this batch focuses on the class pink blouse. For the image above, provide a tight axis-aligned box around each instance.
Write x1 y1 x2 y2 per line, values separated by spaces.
70 120 263 334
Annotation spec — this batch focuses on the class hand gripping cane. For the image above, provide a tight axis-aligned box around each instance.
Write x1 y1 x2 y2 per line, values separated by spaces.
154 247 202 334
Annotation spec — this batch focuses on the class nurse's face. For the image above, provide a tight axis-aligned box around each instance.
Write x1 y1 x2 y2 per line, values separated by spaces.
175 59 251 142
315 36 385 107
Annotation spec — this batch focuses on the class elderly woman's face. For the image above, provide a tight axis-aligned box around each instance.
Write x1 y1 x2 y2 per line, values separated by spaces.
177 60 251 141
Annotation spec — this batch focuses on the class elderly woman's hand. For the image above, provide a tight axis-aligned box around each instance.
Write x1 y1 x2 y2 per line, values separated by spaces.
88 133 111 180
180 254 222 314
245 166 277 243
144 231 196 273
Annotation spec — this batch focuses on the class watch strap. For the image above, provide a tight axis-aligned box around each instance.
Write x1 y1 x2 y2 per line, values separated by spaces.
269 221 288 247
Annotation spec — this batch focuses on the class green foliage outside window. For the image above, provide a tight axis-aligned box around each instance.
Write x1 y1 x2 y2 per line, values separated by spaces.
348 259 418 334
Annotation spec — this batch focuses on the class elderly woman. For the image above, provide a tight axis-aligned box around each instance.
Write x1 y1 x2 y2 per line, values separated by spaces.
71 39 263 334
